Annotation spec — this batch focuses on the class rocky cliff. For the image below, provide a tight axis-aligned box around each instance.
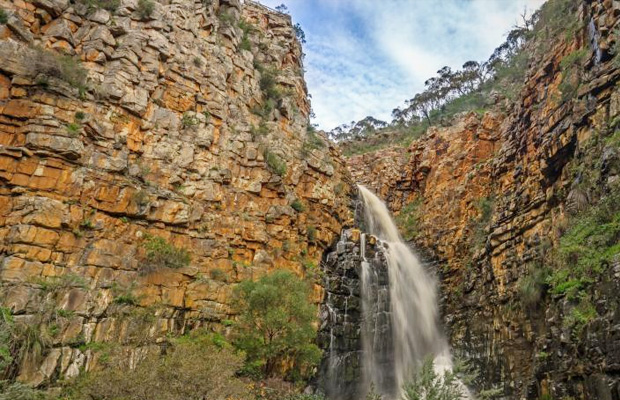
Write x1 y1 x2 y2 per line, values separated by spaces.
346 1 620 399
0 0 352 385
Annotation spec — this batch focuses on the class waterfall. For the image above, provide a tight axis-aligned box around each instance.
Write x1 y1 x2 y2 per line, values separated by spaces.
357 185 459 399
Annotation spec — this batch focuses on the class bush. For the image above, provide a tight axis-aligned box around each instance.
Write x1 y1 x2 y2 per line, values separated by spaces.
402 358 465 400
34 50 88 96
547 190 620 298
140 234 191 273
0 381 47 400
395 198 423 241
518 263 549 309
291 199 305 213
62 332 249 400
136 0 155 19
0 9 8 25
264 149 287 177
232 270 321 380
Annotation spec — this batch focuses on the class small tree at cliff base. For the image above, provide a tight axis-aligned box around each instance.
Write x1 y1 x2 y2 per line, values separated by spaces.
232 270 321 381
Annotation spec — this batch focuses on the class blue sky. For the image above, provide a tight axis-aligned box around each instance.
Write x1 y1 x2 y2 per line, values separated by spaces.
258 0 545 130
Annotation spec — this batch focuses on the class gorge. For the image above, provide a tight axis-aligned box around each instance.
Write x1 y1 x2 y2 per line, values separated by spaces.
0 0 619 399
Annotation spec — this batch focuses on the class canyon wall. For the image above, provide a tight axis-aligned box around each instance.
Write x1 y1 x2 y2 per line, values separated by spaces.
0 0 352 385
347 1 620 399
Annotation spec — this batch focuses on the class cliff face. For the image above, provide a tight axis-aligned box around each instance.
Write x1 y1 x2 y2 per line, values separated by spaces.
0 0 352 385
347 1 620 398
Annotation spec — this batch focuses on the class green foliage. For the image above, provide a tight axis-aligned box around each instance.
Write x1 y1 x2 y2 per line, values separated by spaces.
0 9 8 25
547 190 620 298
564 296 598 338
62 331 248 400
136 0 155 19
291 199 305 213
140 234 191 273
66 123 81 137
264 149 287 176
293 23 306 44
218 11 235 27
181 112 199 128
470 196 494 249
232 270 321 380
238 19 254 51
518 263 550 309
0 381 47 400
401 358 464 400
33 273 86 293
395 198 423 241
302 125 326 156
306 226 317 243
0 308 53 382
559 49 587 101
251 121 269 140
208 268 227 282
192 57 202 67
34 50 88 96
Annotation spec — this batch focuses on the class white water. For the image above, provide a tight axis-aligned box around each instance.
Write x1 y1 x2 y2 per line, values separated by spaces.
358 185 464 399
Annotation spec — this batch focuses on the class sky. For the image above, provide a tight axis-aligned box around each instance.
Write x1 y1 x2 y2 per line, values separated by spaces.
258 0 546 130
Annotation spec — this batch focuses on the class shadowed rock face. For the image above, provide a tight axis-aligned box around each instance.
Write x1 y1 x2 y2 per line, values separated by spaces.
346 1 620 399
0 0 353 384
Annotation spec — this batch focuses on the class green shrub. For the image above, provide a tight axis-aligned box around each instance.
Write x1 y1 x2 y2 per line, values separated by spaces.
181 112 199 128
66 123 81 136
264 149 287 176
547 190 620 298
232 270 321 380
208 268 227 282
140 234 191 273
291 199 305 212
251 121 269 140
395 198 423 241
306 226 317 242
0 381 47 400
34 50 88 95
518 263 550 309
0 9 8 25
63 332 248 399
136 0 155 19
564 296 598 338
0 308 52 382
218 11 235 27
401 358 464 400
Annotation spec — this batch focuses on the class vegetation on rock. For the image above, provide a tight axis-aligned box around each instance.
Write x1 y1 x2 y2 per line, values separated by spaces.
232 270 321 380
140 234 191 273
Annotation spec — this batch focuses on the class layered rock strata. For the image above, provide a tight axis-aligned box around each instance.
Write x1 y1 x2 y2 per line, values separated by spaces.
0 0 352 385
346 1 620 398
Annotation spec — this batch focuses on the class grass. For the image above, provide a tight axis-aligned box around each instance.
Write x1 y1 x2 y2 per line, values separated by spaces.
264 149 287 177
140 234 191 273
136 0 155 19
547 190 620 299
34 50 88 96
291 199 305 213
395 198 423 241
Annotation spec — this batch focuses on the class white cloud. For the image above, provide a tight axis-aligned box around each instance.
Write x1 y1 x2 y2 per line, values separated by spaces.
257 0 545 130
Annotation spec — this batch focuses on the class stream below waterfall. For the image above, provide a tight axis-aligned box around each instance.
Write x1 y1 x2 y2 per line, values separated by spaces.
318 185 467 400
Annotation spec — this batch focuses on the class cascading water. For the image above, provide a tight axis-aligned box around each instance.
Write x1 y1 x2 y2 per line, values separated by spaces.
317 185 465 399
358 185 459 398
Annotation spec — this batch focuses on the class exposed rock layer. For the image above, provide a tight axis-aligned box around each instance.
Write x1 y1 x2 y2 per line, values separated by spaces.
346 1 620 398
0 0 352 384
